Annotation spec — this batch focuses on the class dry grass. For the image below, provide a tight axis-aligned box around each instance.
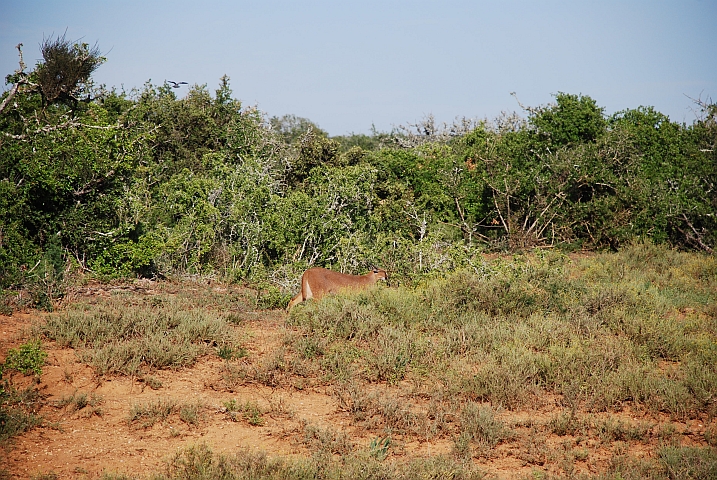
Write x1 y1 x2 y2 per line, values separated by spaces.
288 244 717 419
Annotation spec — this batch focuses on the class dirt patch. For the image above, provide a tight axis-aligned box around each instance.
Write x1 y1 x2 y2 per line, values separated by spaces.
2 310 322 478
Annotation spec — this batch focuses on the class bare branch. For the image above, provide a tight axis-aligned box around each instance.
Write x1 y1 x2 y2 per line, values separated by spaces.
0 83 21 115
526 192 566 235
391 114 483 148
1 119 123 141
492 189 510 234
678 213 713 253
510 92 541 116
0 44 31 115
73 169 115 196
16 42 26 71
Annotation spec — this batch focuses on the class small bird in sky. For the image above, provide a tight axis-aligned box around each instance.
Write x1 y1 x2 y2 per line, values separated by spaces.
167 81 188 88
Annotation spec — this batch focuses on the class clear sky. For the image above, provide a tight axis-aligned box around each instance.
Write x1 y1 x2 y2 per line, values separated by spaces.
1 0 715 135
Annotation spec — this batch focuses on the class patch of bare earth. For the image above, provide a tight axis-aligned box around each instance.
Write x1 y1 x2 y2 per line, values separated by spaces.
1 285 714 479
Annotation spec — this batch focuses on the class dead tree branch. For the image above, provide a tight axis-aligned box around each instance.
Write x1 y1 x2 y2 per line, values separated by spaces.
0 44 33 115
678 213 714 253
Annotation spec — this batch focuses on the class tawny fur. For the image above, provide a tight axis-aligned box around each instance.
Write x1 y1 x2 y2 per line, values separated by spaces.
286 267 388 311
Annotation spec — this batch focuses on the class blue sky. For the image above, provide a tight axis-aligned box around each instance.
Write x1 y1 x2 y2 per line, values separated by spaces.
1 0 715 135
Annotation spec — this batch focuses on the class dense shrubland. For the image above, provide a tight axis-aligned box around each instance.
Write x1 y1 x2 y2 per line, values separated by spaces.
1 38 715 306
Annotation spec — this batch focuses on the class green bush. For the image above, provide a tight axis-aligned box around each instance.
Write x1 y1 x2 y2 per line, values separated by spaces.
0 340 46 445
2 340 47 376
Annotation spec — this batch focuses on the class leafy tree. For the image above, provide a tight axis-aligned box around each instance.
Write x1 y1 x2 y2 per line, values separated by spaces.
608 106 716 251
528 92 606 148
134 80 231 178
270 114 328 144
105 78 290 278
453 123 573 249
688 98 717 252
0 179 31 286
266 163 379 266
0 39 151 290
332 127 385 152
286 127 342 187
